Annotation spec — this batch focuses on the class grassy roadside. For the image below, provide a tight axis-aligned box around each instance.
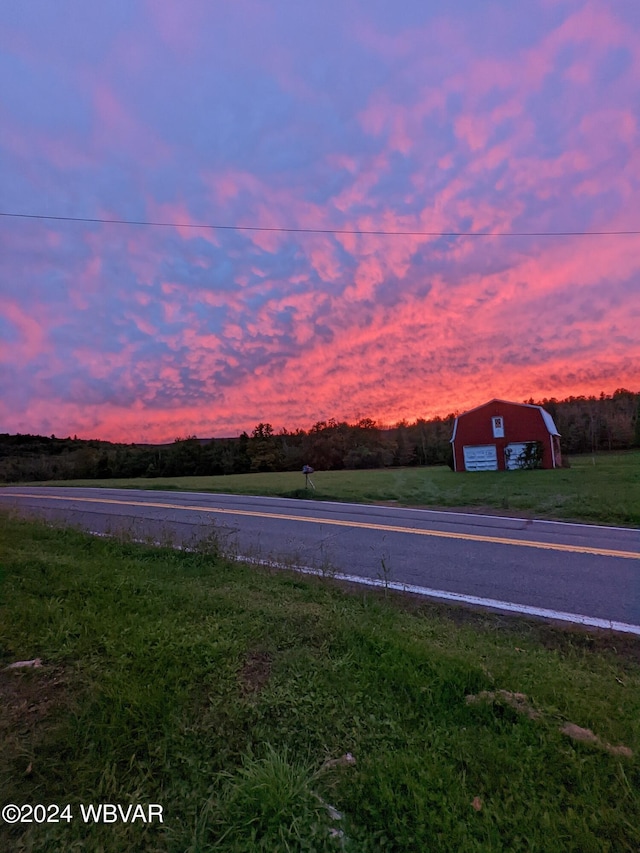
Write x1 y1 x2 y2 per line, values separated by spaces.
9 451 640 527
0 515 640 853
1 512 640 851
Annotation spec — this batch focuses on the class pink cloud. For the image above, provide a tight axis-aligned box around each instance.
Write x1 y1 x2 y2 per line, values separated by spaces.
144 0 205 54
453 115 491 152
0 300 46 362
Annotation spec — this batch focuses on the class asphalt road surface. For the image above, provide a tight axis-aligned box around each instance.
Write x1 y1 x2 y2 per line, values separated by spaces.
1 486 639 633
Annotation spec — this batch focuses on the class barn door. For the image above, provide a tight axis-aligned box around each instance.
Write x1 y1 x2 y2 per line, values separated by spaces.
463 445 498 471
504 442 528 469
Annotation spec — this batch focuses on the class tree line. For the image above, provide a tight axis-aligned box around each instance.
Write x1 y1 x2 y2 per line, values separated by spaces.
1 388 638 483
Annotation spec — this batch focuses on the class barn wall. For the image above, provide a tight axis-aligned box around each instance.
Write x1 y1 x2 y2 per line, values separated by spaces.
453 401 556 471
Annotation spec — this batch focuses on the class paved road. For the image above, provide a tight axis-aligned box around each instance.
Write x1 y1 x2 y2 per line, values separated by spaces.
1 486 639 632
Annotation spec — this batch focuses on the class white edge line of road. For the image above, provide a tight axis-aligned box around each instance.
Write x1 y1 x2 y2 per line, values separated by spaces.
83 529 640 637
15 486 639 533
236 555 640 636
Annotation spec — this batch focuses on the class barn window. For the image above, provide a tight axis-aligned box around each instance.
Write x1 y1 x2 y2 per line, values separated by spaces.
492 416 504 438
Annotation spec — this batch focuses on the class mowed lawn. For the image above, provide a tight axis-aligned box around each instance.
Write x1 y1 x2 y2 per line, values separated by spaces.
1 514 640 852
17 451 640 527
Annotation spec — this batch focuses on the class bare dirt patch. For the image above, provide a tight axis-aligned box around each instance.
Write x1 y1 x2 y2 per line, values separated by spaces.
466 689 633 757
0 662 71 793
465 689 542 720
238 650 272 698
0 663 68 734
560 722 633 757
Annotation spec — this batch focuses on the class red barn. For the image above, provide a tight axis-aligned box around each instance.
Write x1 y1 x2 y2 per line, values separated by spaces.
450 399 561 472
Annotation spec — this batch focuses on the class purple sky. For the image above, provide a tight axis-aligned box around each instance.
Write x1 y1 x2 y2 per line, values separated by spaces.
1 0 639 442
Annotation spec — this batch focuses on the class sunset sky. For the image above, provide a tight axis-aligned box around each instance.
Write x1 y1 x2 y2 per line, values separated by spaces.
1 0 639 443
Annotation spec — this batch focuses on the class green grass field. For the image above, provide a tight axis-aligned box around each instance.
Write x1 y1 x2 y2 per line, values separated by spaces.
2 513 640 851
14 451 640 527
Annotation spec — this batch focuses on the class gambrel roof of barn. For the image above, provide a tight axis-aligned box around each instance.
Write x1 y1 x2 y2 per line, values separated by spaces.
450 399 560 442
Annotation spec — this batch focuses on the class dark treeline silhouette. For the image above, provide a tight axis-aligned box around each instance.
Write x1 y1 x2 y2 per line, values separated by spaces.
1 389 638 483
528 388 640 454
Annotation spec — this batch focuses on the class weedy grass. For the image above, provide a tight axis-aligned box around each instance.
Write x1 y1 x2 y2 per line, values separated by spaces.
1 512 640 851
15 450 640 527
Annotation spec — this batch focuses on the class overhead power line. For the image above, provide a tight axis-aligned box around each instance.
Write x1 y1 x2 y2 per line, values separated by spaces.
0 210 639 237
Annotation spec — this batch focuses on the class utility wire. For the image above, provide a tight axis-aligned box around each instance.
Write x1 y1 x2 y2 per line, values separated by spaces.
0 210 638 237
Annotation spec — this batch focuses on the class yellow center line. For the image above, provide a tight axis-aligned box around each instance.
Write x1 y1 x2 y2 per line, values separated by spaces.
2 492 639 559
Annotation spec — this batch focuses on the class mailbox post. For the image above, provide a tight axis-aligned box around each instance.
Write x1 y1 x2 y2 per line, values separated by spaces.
302 465 315 490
